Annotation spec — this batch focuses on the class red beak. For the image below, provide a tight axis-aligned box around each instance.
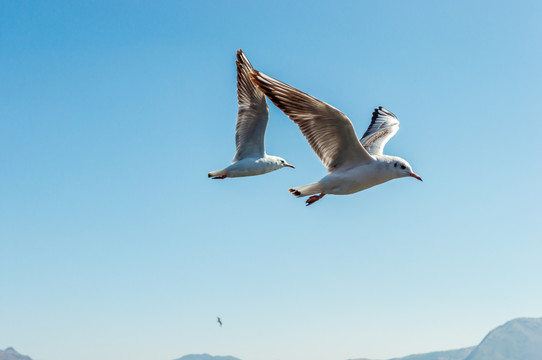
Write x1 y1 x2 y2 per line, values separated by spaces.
410 173 423 181
285 164 295 168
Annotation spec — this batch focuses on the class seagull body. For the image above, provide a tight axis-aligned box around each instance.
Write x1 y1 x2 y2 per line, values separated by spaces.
217 317 222 327
209 155 291 179
208 50 294 179
301 155 408 195
250 70 422 205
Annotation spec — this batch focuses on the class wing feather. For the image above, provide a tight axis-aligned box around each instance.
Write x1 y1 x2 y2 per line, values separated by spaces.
250 70 374 171
232 50 269 162
360 107 400 155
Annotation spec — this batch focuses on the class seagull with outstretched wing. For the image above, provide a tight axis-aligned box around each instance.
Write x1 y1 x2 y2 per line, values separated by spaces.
207 50 294 179
250 70 422 206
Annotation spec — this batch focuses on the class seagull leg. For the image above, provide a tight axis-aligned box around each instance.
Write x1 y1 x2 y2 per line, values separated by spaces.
212 175 227 179
306 193 325 206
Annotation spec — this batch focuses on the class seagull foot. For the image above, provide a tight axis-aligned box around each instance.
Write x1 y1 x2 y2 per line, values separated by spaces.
306 193 325 206
212 175 227 179
289 188 301 196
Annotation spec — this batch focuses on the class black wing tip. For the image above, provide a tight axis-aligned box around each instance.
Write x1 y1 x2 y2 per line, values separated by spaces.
236 49 253 69
371 106 386 122
236 49 244 63
371 106 397 121
236 50 254 85
371 107 380 121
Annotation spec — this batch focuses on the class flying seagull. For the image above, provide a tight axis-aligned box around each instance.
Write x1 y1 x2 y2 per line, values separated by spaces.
250 70 422 206
207 50 294 179
217 317 222 327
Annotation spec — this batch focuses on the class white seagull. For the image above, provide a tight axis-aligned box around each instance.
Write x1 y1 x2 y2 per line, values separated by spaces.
250 70 422 206
208 50 294 179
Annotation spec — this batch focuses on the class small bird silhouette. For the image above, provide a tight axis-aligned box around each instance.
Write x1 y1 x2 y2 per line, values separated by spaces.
217 317 222 327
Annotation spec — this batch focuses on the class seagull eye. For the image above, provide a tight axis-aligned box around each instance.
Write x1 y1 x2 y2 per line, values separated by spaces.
401 165 406 170
394 163 397 168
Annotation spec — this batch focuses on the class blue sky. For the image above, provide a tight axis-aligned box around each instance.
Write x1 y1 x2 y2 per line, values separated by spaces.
1 1 541 360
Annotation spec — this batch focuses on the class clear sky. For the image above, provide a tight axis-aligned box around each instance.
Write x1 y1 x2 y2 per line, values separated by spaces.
1 1 541 360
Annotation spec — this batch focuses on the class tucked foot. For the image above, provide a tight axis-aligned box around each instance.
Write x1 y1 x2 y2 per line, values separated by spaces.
306 193 325 206
211 175 227 179
289 188 301 196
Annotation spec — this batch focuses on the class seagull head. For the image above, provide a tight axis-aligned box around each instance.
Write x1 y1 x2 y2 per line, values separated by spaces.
271 156 295 169
390 157 422 181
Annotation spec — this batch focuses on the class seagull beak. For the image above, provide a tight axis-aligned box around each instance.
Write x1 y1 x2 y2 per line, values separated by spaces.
285 164 295 168
410 173 423 181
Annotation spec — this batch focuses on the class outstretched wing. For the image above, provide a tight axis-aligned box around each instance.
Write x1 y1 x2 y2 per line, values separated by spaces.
251 70 374 171
360 107 400 155
232 50 269 162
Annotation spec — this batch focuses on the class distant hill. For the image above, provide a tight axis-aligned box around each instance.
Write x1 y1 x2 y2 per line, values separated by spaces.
0 348 32 360
5 317 542 360
465 317 542 360
388 347 475 360
352 317 542 360
174 354 241 360
350 347 475 360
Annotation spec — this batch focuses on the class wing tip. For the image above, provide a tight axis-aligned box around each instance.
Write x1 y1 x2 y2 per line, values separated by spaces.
371 107 381 122
236 49 253 70
371 106 398 121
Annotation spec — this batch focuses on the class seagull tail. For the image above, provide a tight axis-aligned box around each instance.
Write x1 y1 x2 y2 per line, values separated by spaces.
208 169 227 179
288 182 323 197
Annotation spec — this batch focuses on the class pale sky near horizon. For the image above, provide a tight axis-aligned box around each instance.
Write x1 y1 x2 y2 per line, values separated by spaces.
1 1 542 360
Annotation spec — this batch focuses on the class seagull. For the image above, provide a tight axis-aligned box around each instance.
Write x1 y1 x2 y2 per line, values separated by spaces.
207 50 294 179
217 317 222 327
250 70 422 206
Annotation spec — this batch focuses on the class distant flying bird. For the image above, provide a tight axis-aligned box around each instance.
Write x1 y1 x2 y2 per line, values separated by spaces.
250 70 422 206
207 50 294 179
217 317 222 327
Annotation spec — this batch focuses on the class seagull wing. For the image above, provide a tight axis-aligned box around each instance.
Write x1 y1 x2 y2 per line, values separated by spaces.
360 107 400 155
251 70 374 171
232 50 269 162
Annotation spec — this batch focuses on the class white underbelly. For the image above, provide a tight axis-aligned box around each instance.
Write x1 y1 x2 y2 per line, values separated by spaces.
320 166 392 195
226 158 274 177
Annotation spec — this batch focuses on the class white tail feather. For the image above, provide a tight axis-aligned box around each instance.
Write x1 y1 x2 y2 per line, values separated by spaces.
288 182 323 197
208 169 227 178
